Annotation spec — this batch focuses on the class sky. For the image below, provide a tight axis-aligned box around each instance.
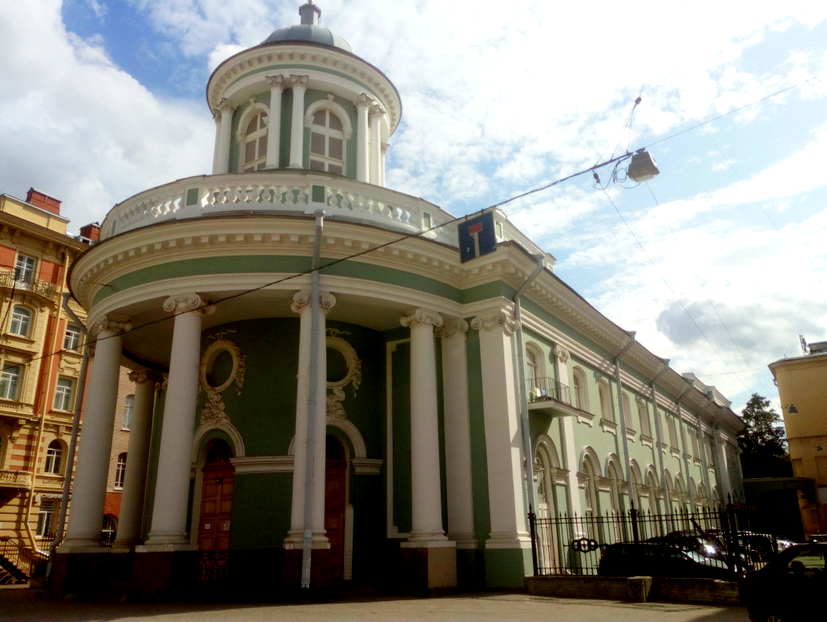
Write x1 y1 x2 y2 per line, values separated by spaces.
1 0 826 416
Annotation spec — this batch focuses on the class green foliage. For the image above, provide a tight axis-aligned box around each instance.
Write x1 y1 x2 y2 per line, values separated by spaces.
738 393 792 478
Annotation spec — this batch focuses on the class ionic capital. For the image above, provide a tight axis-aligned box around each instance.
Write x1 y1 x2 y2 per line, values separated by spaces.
435 320 469 339
291 291 336 314
217 98 236 115
400 308 443 329
163 294 211 315
369 103 385 118
555 345 570 364
290 74 309 89
470 311 516 336
128 370 163 385
91 315 132 338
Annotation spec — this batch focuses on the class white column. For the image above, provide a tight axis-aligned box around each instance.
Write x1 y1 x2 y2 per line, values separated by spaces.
400 308 448 542
288 75 308 169
144 294 210 547
369 105 383 184
553 345 582 516
354 94 371 182
380 143 388 187
713 427 733 501
112 371 158 549
63 316 129 547
470 309 531 548
213 99 236 175
211 110 221 175
438 320 476 548
265 75 285 169
285 291 335 547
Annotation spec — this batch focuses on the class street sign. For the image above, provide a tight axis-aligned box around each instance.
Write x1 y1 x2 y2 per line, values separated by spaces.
458 211 497 263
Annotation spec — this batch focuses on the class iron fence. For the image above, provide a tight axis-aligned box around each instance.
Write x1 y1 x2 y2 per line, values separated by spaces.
529 502 783 578
527 377 571 405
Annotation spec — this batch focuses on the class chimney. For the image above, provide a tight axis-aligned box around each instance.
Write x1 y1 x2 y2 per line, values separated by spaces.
26 188 61 215
79 222 101 243
299 1 320 26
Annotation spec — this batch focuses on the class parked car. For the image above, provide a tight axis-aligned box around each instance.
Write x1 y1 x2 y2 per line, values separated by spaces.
597 543 736 580
644 530 726 562
745 542 827 622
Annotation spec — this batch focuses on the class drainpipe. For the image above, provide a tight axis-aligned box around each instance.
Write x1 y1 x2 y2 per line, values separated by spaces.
301 209 325 592
613 332 636 507
649 363 673 517
514 254 546 515
47 292 90 578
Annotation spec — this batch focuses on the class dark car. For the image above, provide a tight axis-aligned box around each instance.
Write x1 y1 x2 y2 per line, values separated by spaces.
597 543 736 580
644 530 726 562
745 542 827 622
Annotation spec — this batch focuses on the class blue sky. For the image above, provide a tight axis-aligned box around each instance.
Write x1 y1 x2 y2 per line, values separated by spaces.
2 0 827 416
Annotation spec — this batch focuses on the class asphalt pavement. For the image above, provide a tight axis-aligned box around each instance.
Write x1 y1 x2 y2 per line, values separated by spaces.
0 587 748 622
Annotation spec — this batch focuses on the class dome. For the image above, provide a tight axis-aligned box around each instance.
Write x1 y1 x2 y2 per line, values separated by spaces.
262 24 351 53
261 2 351 53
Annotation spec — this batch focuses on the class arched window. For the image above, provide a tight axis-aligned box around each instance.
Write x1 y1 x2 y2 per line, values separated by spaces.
44 440 63 474
309 109 345 174
241 110 268 172
9 306 33 337
598 381 613 422
114 453 127 490
534 442 560 569
667 414 679 449
572 367 588 411
582 453 600 518
621 393 634 430
637 400 651 438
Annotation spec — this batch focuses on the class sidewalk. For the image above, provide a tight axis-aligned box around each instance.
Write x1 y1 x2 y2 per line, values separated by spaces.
0 587 747 622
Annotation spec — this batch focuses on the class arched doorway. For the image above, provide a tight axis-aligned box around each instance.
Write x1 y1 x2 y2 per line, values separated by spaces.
198 439 235 551
325 435 347 580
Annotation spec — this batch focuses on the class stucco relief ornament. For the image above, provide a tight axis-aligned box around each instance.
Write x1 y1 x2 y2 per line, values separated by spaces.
556 346 570 364
325 329 362 420
198 336 246 424
201 389 228 424
470 310 516 336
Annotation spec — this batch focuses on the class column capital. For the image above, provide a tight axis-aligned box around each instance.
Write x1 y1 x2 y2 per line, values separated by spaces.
555 345 571 363
470 310 516 336
435 320 468 339
163 293 211 315
290 291 336 314
266 74 285 88
401 308 443 329
290 74 309 89
369 103 385 118
355 93 374 109
91 315 131 338
216 98 236 115
128 370 164 385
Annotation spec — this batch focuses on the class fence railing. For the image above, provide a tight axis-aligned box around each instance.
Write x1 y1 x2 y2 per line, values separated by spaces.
527 377 570 405
0 536 37 581
0 271 56 299
529 502 781 578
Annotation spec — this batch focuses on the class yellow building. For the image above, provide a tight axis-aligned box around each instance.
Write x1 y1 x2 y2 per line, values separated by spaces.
0 189 90 583
769 340 827 535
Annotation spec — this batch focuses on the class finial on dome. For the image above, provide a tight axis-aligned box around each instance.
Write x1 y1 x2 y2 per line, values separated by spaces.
299 2 321 26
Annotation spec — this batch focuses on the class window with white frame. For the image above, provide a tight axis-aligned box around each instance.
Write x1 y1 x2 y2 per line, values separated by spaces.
598 381 613 422
44 440 63 474
53 377 74 411
241 110 268 172
63 324 81 351
667 414 679 448
14 253 36 288
309 109 345 174
622 393 634 430
114 452 127 489
122 394 134 430
0 363 22 401
9 306 33 337
572 367 588 411
36 500 55 537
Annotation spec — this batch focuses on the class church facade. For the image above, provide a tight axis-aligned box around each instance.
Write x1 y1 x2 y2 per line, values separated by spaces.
53 2 744 598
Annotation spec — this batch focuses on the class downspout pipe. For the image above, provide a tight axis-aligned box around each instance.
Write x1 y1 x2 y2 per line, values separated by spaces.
649 362 672 516
48 292 91 578
301 209 325 592
515 254 547 515
613 332 636 505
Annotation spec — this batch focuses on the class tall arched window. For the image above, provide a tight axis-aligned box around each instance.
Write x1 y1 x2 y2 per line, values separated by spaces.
572 367 588 411
598 381 613 422
9 306 33 337
241 111 268 172
534 442 560 570
44 440 63 474
114 452 127 490
637 400 651 438
621 393 634 430
309 110 345 174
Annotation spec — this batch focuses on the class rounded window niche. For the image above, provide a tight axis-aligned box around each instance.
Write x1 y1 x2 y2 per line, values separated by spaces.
326 336 361 392
200 340 241 393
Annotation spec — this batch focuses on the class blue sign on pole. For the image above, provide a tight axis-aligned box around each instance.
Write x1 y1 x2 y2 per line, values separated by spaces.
458 211 497 263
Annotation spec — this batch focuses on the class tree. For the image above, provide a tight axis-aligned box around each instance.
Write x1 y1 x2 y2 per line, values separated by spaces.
737 393 792 479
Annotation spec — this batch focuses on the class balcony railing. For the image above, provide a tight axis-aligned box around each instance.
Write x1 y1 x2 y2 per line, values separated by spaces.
527 377 571 405
0 271 56 299
0 470 32 490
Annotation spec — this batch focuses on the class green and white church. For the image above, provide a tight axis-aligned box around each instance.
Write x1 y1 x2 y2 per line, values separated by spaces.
54 2 745 599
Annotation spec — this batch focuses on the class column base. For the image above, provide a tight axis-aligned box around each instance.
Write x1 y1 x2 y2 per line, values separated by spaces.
49 549 112 600
400 540 457 594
